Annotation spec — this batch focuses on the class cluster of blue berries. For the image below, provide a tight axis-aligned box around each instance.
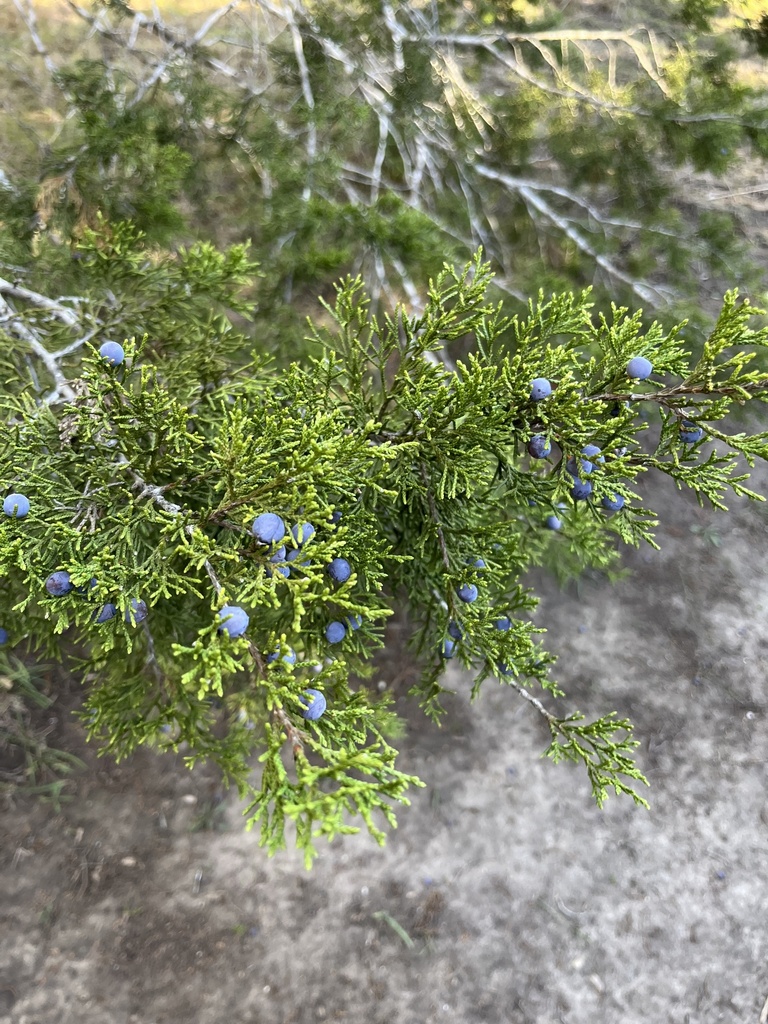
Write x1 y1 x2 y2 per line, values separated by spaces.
218 618 330 720
324 611 361 645
530 356 703 526
4 344 709 732
213 508 356 721
38 568 144 624
565 445 601 502
528 437 625 526
439 602 513 665
455 554 486 609
41 569 147 625
526 355 700 528
2 492 147 631
252 513 350 579
435 557 495 658
251 510 355 651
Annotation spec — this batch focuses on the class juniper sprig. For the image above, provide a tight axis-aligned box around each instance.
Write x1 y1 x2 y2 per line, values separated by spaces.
3 237 768 863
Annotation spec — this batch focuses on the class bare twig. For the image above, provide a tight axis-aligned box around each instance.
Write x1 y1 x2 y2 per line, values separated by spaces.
592 379 768 405
49 324 105 360
382 1 404 72
64 0 245 85
26 0 736 331
12 0 61 79
0 277 81 328
340 166 527 302
516 183 667 306
504 676 558 725
285 5 317 202
370 113 389 204
473 164 677 237
192 0 240 45
0 294 76 402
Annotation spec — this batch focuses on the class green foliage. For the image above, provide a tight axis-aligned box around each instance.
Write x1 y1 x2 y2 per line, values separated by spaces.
43 59 191 241
545 712 650 808
3 229 768 862
742 12 768 58
3 0 768 863
2 0 767 352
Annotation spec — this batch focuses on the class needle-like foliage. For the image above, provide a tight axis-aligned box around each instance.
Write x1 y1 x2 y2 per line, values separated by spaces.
3 1 768 863
3 229 768 864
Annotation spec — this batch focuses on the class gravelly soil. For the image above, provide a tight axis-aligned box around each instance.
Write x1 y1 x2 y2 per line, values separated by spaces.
2 459 768 1024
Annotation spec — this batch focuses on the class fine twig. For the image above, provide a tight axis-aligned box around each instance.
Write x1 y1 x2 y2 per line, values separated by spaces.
116 454 225 597
0 293 76 403
515 184 669 307
592 379 768 405
503 676 558 725
420 463 451 569
0 276 82 328
11 0 61 80
272 705 305 759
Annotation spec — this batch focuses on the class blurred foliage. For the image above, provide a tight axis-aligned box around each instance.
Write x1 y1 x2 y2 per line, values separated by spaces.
1 0 767 358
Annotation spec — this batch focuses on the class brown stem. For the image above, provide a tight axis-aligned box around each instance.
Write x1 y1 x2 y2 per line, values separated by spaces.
420 464 450 570
272 706 305 760
592 378 768 405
